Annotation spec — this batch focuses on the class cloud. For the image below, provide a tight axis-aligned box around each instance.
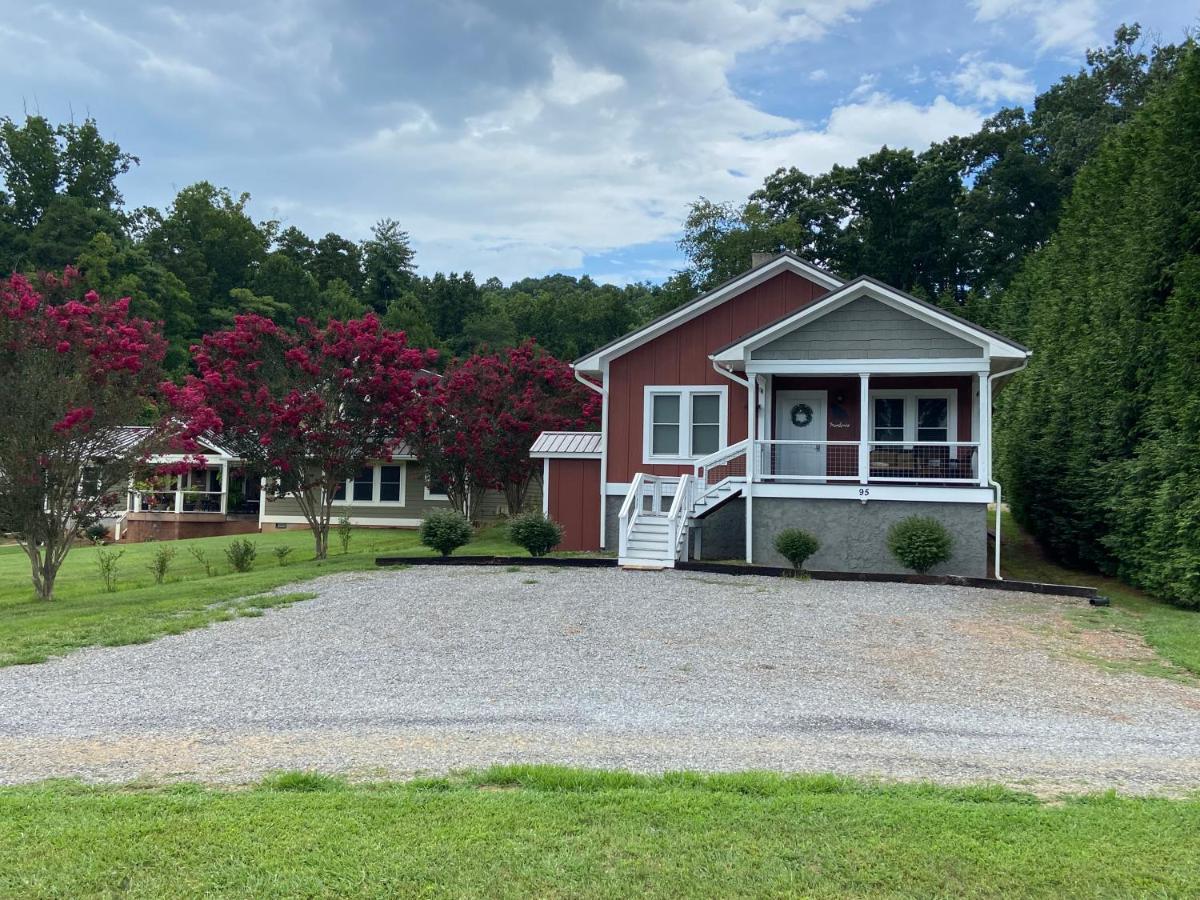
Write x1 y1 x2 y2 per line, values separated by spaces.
2 0 993 282
971 0 1102 52
951 52 1035 104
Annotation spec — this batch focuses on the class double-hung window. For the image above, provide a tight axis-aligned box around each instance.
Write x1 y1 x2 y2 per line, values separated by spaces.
643 386 727 463
870 391 956 444
331 462 407 505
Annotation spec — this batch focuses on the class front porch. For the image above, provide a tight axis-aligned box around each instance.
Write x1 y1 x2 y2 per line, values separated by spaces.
115 463 262 543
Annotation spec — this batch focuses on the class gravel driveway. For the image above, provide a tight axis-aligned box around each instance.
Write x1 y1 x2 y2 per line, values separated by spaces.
1 566 1198 795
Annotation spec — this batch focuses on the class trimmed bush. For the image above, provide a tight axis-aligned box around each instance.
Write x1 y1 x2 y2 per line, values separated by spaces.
887 516 953 574
775 528 820 573
509 512 564 557
84 523 110 545
420 509 472 557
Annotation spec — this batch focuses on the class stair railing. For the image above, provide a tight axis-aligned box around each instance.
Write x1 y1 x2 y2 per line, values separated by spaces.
617 472 646 560
666 473 692 561
692 439 750 499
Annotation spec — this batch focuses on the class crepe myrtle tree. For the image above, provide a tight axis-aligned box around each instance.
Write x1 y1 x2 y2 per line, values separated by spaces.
410 341 597 520
168 313 435 559
0 270 174 600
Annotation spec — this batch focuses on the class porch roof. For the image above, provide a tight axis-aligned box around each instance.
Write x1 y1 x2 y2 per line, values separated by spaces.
530 431 603 458
709 276 1030 370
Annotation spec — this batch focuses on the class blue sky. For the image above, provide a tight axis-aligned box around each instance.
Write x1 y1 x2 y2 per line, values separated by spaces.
0 1 1195 284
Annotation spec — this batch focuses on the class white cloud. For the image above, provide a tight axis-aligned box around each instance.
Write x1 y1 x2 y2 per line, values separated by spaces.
808 68 830 82
971 0 1102 52
951 52 1035 104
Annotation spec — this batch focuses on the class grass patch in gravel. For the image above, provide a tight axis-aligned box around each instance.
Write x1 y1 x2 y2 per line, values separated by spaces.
999 515 1200 678
0 525 522 667
0 765 1197 898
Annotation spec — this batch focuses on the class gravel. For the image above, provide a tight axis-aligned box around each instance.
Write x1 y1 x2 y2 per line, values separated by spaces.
1 566 1198 795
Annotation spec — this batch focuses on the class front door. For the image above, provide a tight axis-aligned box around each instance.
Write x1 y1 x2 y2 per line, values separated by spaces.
773 390 827 479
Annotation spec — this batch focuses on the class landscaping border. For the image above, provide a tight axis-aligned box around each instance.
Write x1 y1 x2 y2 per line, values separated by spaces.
374 555 1104 602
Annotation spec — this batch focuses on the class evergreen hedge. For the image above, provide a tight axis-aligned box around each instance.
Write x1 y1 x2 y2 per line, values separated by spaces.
996 46 1200 609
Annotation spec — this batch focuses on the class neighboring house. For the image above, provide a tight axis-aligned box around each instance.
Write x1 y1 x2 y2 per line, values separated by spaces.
258 446 537 530
105 429 261 543
532 252 1031 576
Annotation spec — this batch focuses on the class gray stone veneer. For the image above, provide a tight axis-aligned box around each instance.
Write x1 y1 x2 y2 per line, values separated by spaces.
749 497 987 576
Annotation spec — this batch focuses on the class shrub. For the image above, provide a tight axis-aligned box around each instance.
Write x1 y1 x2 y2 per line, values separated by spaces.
84 523 110 545
420 509 472 557
95 548 124 592
147 545 176 584
337 513 353 554
188 545 214 577
508 512 564 557
774 528 820 573
273 546 293 567
888 516 953 574
225 538 257 573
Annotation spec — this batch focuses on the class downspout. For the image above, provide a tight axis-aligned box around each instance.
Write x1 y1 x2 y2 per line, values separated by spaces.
987 358 1029 580
575 368 608 549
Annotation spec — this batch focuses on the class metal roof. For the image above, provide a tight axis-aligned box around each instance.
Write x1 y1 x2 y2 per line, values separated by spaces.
529 431 603 457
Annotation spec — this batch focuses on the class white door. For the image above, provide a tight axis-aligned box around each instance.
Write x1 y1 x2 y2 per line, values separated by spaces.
773 391 826 479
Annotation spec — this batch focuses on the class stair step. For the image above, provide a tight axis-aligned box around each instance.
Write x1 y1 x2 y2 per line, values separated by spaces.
635 521 669 531
623 550 671 562
628 539 669 551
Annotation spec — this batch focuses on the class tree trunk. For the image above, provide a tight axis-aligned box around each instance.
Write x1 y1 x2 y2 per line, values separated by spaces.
313 522 329 560
23 543 58 601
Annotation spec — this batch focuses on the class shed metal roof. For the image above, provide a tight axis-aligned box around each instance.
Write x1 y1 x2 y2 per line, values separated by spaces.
529 431 603 457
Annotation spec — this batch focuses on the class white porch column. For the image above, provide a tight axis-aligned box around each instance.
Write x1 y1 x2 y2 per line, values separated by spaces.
745 374 756 563
220 461 229 515
858 373 870 484
174 474 184 514
978 371 991 486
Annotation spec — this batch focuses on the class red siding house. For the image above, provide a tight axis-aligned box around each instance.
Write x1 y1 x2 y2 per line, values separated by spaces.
531 253 1031 576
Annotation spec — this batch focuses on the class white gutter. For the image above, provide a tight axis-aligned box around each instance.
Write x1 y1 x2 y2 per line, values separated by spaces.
711 359 750 389
987 358 1029 580
574 369 609 549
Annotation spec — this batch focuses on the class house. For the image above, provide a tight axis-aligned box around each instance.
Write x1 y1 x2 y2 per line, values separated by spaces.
105 429 261 543
532 252 1030 576
258 447 535 529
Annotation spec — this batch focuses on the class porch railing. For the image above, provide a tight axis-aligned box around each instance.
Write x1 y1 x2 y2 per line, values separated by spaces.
130 488 226 514
753 440 979 483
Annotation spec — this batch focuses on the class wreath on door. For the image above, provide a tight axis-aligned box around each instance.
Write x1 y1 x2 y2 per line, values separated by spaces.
790 402 814 428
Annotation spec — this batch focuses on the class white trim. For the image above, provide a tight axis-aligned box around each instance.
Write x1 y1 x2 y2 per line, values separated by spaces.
868 389 957 445
751 483 993 504
423 472 449 502
641 385 729 465
574 255 843 372
711 278 1028 365
746 359 990 375
529 451 602 459
541 458 550 516
262 514 424 528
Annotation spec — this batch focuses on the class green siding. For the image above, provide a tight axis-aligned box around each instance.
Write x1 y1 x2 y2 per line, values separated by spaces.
753 296 983 360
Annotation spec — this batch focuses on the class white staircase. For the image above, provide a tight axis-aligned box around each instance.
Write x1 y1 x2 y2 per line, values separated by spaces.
617 441 749 569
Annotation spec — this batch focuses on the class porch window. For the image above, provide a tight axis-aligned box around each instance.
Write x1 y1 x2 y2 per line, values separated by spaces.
916 398 949 443
873 398 905 442
331 462 408 506
643 386 728 463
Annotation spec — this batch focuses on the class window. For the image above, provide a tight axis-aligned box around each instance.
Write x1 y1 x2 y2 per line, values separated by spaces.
330 462 407 505
643 386 728 463
379 466 404 503
869 391 957 444
873 398 905 443
916 398 949 443
352 467 374 502
425 473 449 501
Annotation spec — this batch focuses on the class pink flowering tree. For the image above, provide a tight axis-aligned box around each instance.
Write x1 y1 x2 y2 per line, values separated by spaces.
170 314 435 559
411 342 598 519
0 271 171 600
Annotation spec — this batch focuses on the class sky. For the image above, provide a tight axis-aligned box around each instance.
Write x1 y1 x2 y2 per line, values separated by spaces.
0 0 1195 285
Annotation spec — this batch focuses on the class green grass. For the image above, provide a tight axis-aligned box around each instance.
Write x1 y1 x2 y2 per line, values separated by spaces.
0 524 523 667
0 766 1197 897
999 514 1200 677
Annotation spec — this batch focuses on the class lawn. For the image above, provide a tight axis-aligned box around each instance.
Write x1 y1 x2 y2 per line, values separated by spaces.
1 766 1197 898
0 524 522 667
999 514 1200 678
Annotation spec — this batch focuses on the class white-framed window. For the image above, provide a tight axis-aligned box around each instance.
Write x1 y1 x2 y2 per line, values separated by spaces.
869 391 956 444
424 472 449 501
331 462 407 506
642 385 728 464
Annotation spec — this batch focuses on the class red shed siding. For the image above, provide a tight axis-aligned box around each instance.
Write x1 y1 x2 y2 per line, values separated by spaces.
546 458 601 551
606 270 829 483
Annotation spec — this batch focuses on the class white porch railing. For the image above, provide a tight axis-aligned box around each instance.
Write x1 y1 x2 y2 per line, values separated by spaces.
692 439 749 494
753 440 980 483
